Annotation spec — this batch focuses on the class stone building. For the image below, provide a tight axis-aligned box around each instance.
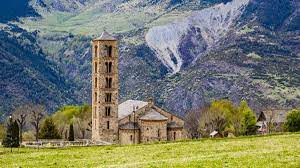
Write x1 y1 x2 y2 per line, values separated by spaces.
91 32 184 144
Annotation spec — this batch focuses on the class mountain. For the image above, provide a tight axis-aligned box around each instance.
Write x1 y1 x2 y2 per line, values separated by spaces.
0 0 299 119
0 24 79 119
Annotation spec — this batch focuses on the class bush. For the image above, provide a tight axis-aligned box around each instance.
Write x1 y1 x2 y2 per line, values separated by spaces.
285 109 300 132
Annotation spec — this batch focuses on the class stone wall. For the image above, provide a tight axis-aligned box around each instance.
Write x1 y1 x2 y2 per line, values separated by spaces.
119 129 140 145
139 120 167 143
167 129 183 141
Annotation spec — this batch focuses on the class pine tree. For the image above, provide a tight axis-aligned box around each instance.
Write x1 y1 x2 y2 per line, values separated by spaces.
39 117 61 139
2 117 20 147
68 123 75 141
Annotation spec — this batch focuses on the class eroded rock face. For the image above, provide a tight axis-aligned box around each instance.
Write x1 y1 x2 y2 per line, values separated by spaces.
146 0 250 74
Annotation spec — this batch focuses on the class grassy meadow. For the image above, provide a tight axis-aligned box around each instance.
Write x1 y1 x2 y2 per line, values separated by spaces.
0 133 299 168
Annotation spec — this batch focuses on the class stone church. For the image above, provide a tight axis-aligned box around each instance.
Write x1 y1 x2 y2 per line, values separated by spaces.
91 31 184 145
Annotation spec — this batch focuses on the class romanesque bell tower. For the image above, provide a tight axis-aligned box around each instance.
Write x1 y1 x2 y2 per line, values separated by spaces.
92 31 119 143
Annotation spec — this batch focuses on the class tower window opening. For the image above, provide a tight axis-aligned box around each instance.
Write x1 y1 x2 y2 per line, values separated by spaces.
107 121 110 129
158 129 160 138
173 132 176 140
105 107 111 116
130 135 133 141
105 93 112 102
105 78 112 88
104 45 113 57
94 45 98 57
105 62 112 73
94 62 98 73
95 77 98 88
108 46 113 57
94 92 97 103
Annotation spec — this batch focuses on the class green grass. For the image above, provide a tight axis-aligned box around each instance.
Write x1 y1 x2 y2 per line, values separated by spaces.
1 133 299 167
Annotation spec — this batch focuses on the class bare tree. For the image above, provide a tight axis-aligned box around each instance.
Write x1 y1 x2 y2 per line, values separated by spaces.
185 108 204 139
29 105 46 141
12 104 31 143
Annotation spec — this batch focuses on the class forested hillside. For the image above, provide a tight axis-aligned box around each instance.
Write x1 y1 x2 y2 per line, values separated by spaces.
0 0 299 119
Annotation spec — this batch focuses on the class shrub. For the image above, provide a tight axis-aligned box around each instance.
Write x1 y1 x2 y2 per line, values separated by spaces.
285 109 300 132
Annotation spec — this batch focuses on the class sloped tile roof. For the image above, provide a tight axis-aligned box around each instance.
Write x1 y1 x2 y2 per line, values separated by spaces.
119 122 139 130
140 109 168 121
94 31 117 41
118 100 148 120
167 122 183 129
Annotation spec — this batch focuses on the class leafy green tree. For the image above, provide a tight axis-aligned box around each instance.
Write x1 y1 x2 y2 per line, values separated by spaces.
68 123 75 141
52 104 92 139
39 117 61 139
199 99 239 136
2 117 20 147
285 109 300 132
240 101 257 135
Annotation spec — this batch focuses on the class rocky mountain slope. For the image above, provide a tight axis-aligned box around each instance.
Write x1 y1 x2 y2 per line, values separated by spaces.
0 0 299 119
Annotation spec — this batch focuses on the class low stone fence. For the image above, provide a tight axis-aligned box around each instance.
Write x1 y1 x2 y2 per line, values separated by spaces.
22 139 111 148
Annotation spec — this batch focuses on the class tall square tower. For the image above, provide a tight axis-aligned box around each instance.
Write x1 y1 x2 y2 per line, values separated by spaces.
92 31 119 143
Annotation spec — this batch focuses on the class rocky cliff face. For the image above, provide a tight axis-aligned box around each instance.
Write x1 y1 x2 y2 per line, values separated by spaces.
146 0 250 73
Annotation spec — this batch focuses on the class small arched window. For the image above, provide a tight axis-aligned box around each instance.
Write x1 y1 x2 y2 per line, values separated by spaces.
130 135 133 141
94 62 98 73
94 92 97 103
95 77 98 88
108 46 113 57
94 45 98 57
107 121 110 129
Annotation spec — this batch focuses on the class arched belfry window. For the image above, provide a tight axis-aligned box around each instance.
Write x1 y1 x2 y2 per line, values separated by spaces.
105 107 111 116
105 93 112 102
105 62 112 73
104 45 113 57
105 77 112 88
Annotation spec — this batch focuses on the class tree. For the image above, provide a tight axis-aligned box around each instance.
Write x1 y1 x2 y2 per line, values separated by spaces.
39 117 61 139
240 101 257 135
285 109 300 132
12 104 30 143
52 105 92 139
199 99 239 137
68 123 75 141
29 105 46 141
2 117 19 148
185 108 205 138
